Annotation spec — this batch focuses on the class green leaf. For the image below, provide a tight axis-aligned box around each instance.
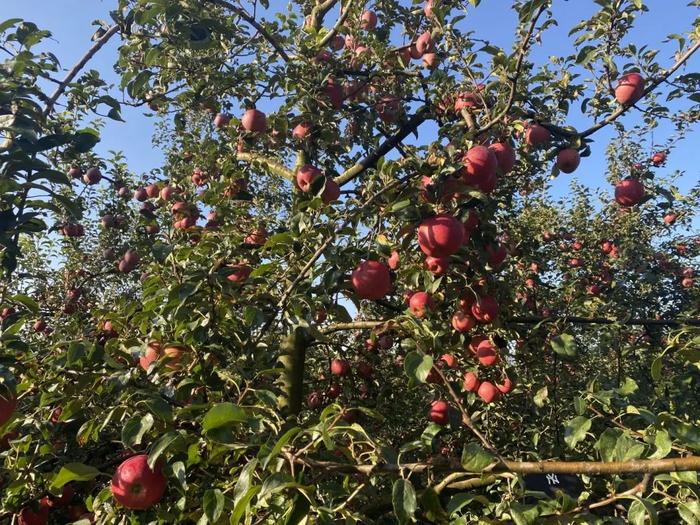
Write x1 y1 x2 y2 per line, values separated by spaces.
121 413 154 448
203 489 225 522
230 486 260 525
628 498 658 525
460 442 494 472
649 431 672 460
551 333 577 357
678 501 700 524
404 351 433 383
11 294 38 313
510 502 541 525
202 402 247 433
50 463 101 490
148 431 185 469
392 479 417 525
233 459 258 506
533 386 548 407
261 427 301 469
564 416 591 449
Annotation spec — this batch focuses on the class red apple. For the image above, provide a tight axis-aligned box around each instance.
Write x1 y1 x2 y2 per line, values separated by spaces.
486 243 507 268
409 291 435 318
525 123 550 147
388 250 400 270
330 34 345 51
245 227 267 246
651 151 666 166
241 109 267 133
361 10 377 30
415 31 434 56
351 260 391 300
497 378 513 394
324 77 344 109
489 142 516 174
440 353 457 368
227 264 252 283
422 53 439 69
0 391 17 426
417 214 464 257
424 0 433 17
425 256 449 275
475 339 499 366
134 187 148 201
111 454 167 510
83 167 101 185
213 113 230 128
471 295 499 323
663 212 677 225
330 358 351 377
307 391 322 409
614 178 644 206
68 166 83 179
326 383 341 398
145 183 160 198
463 371 480 392
17 503 49 525
556 148 580 173
477 381 499 403
376 96 401 123
292 122 312 140
463 145 497 187
357 361 373 379
615 72 645 105
296 164 322 193
159 185 175 201
429 400 449 425
451 311 476 332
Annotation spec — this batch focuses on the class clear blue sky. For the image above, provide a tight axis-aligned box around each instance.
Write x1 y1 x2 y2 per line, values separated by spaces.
3 0 698 207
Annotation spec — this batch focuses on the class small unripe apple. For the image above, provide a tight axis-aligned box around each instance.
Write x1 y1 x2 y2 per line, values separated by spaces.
330 358 351 377
614 178 644 206
409 291 435 318
477 381 499 403
429 400 449 425
615 72 645 105
351 260 391 300
525 123 550 147
556 148 580 173
241 109 267 133
83 167 101 185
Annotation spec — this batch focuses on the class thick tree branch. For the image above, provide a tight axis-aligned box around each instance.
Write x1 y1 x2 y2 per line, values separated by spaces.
236 151 295 181
335 106 429 186
206 0 291 62
43 25 120 117
318 1 353 49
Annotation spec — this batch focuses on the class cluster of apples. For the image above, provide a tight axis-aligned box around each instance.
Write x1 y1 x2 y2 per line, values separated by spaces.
15 484 91 525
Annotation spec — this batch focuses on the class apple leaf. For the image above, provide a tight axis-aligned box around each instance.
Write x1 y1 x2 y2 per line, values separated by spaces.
50 463 102 490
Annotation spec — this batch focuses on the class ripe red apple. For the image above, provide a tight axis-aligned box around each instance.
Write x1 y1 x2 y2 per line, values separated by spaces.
489 142 516 174
525 123 550 147
429 400 449 425
415 31 434 56
351 260 391 300
0 390 17 427
227 264 252 283
463 371 480 392
451 311 476 332
296 164 322 193
68 166 83 179
587 284 601 296
422 52 439 69
245 227 267 246
417 214 464 257
556 148 580 173
326 383 341 399
330 34 345 51
425 256 449 275
614 178 644 206
463 145 497 187
651 151 666 166
241 109 267 133
324 77 344 109
292 122 312 140
307 391 322 409
213 112 230 129
376 96 401 123
361 10 377 30
409 291 435 318
356 361 373 379
440 353 457 368
471 295 499 323
111 454 167 510
330 358 351 377
424 0 433 17
145 183 160 199
682 277 694 288
33 319 47 332
134 187 148 201
477 381 499 403
118 186 132 199
486 243 507 268
83 167 101 185
615 72 645 105
388 250 400 270
663 212 677 225
497 378 513 394
601 241 613 254
101 214 116 228
159 185 175 201
476 339 499 367
17 502 49 525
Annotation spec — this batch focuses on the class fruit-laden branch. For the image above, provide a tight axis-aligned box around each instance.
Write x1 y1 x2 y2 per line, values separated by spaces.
236 152 295 181
476 4 548 135
206 0 291 62
335 106 430 186
322 316 700 333
289 453 700 476
43 24 120 117
557 39 700 139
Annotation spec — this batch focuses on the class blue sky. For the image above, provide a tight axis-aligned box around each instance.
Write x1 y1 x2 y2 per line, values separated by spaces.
3 0 698 207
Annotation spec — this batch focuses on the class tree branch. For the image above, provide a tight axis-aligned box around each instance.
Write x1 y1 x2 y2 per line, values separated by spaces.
43 25 120 117
236 151 295 181
318 1 353 49
206 0 291 62
335 106 430 186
